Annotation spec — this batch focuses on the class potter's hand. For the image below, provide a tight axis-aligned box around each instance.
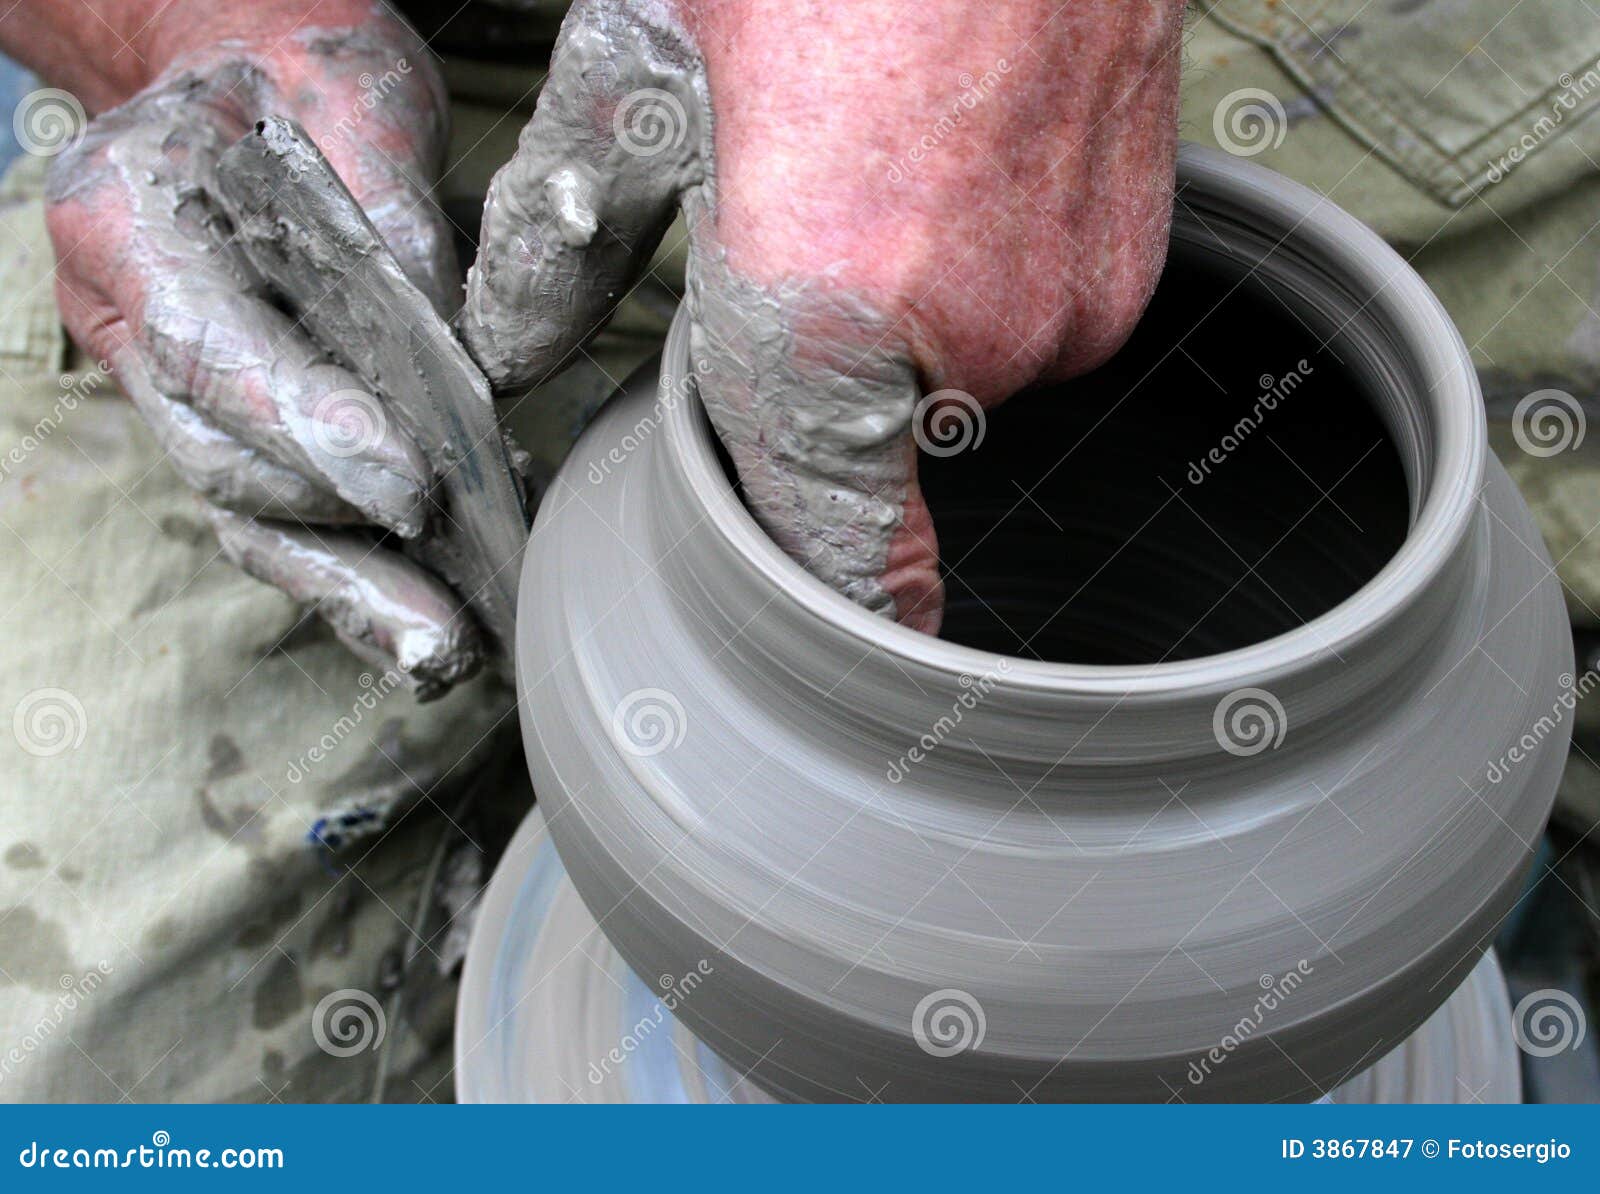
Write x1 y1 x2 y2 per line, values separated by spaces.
15 0 481 697
461 0 1183 632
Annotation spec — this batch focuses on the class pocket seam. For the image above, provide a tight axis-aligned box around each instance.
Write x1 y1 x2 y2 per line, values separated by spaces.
1202 0 1600 206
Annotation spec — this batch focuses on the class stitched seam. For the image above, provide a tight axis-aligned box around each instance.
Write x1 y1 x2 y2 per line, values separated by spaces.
1204 0 1600 201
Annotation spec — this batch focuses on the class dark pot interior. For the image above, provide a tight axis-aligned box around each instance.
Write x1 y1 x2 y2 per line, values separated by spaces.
920 249 1409 664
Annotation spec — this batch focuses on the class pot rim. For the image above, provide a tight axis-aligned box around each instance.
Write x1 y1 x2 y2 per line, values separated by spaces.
663 143 1485 699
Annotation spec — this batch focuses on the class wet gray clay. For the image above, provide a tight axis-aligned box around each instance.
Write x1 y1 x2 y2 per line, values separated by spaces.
457 807 1522 1104
512 146 1572 1101
217 118 530 657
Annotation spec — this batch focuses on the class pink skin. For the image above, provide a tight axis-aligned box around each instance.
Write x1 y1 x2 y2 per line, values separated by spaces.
4 0 476 687
6 0 1183 672
12 1 454 348
683 0 1184 631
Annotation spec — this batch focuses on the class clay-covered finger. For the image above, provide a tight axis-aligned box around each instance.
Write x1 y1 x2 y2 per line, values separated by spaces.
458 0 709 388
135 273 432 539
48 85 432 538
205 506 484 700
687 249 945 632
116 349 365 526
285 20 461 317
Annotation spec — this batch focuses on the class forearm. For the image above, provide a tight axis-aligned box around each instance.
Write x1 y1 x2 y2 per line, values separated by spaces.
0 0 397 112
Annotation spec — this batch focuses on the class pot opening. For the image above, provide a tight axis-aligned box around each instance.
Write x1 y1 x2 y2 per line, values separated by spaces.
919 249 1410 664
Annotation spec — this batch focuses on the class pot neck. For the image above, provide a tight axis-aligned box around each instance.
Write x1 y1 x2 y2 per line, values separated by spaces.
643 145 1485 771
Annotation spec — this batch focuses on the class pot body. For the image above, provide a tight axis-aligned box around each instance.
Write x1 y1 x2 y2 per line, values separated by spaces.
516 146 1571 1102
456 807 1523 1104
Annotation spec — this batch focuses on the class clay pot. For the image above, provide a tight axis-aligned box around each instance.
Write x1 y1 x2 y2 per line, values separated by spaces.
513 145 1571 1102
457 808 1522 1103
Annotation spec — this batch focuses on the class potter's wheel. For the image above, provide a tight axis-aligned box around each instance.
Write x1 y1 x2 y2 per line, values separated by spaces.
456 807 1521 1104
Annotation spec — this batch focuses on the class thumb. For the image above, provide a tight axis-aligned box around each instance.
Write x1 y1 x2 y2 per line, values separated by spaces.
685 239 944 633
458 0 709 388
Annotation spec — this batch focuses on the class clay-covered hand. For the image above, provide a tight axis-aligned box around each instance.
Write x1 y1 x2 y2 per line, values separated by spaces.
460 0 1184 632
26 0 480 696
